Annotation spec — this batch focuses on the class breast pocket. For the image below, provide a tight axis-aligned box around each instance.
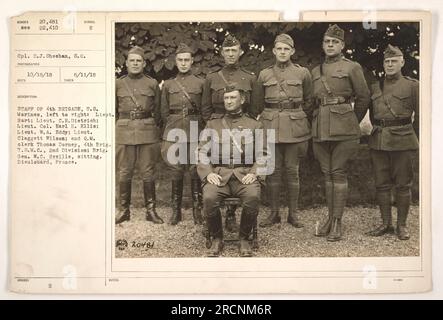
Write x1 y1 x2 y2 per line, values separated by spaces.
370 92 385 115
281 111 311 138
331 71 350 92
285 79 303 99
390 91 412 116
328 104 359 136
210 82 225 104
116 92 134 111
263 79 279 100
139 87 156 108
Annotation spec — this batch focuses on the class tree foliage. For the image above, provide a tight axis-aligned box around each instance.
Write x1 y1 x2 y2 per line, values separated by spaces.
115 22 419 83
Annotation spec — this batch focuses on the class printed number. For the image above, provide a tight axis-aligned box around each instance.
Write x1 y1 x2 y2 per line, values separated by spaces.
215 305 221 315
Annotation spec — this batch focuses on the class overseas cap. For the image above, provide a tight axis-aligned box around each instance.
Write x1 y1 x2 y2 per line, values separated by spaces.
274 33 294 48
175 43 193 55
222 34 240 47
128 45 145 58
384 44 403 59
324 24 345 41
223 82 243 93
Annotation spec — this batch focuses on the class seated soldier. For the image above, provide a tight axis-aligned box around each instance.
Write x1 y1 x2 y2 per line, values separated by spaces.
197 83 268 257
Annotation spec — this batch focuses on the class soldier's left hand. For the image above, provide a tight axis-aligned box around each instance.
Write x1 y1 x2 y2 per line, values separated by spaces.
242 173 257 184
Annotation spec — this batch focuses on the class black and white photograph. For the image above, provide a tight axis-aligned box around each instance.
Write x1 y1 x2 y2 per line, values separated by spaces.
5 7 434 295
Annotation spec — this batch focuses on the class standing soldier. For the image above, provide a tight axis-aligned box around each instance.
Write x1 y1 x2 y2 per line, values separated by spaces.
256 33 313 228
115 45 163 224
311 24 370 241
202 34 257 232
161 43 205 226
366 45 419 240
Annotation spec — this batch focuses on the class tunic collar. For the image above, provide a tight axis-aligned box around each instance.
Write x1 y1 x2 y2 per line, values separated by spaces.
324 53 343 64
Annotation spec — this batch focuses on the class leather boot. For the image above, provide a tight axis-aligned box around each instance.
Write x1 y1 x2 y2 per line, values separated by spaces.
144 181 163 224
260 179 281 227
287 180 303 228
396 191 411 240
366 191 394 236
191 179 204 225
239 207 257 257
327 217 342 242
225 204 239 232
169 179 183 225
207 210 223 257
327 182 347 242
316 181 333 236
116 180 131 224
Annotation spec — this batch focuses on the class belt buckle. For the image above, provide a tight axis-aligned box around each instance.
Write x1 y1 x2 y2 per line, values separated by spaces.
328 97 339 105
321 97 329 105
379 119 386 127
130 110 137 120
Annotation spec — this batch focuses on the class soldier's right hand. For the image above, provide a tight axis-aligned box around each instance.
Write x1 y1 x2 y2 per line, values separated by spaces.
207 173 222 186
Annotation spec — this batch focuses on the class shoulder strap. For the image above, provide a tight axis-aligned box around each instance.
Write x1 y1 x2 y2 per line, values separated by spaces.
173 78 197 109
319 63 334 97
218 70 229 86
221 117 243 154
122 78 142 110
271 67 292 102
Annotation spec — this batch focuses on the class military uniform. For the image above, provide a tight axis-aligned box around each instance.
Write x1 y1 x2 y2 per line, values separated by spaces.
160 43 205 225
202 65 256 119
115 46 163 224
197 85 268 257
256 33 313 228
201 34 257 232
366 45 419 240
311 25 370 241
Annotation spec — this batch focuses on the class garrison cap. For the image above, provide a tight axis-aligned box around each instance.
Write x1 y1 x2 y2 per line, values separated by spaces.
127 45 145 58
222 34 240 47
324 24 345 41
175 43 193 55
223 82 243 94
274 33 294 48
384 44 403 59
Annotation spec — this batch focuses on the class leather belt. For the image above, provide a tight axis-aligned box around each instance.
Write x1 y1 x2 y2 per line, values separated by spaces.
169 108 199 115
318 96 350 106
118 111 152 120
265 101 303 110
373 118 411 127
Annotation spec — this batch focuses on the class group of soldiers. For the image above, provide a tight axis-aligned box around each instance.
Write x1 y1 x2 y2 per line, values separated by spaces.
115 24 419 257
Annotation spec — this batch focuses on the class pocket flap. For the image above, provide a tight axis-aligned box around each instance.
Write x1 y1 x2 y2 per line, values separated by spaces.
263 79 278 86
260 111 275 120
391 91 409 100
329 104 353 114
331 72 349 79
139 87 155 96
168 87 181 94
286 79 302 86
187 86 203 94
210 113 224 119
371 92 383 100
389 126 413 136
289 112 307 120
